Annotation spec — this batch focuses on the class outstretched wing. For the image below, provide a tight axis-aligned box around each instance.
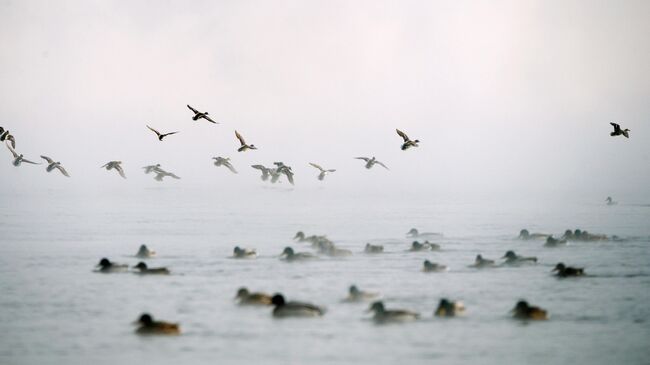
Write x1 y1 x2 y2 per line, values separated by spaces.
147 125 162 137
235 130 246 145
309 162 324 172
55 164 70 177
187 104 199 114
21 158 39 164
610 122 620 131
161 131 180 138
41 155 54 164
114 164 127 179
202 115 217 124
6 135 15 149
355 157 370 162
6 142 18 158
396 129 409 142
376 161 389 170
251 164 267 172
225 162 238 174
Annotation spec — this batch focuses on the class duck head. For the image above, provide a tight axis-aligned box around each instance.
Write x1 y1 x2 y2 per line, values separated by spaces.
233 246 243 254
407 228 418 236
98 258 111 268
435 298 452 316
134 262 148 270
349 285 360 296
519 229 530 239
271 294 286 306
294 231 305 240
136 313 154 326
367 301 385 314
502 251 517 259
552 263 566 272
512 300 530 314
281 247 294 257
236 287 249 299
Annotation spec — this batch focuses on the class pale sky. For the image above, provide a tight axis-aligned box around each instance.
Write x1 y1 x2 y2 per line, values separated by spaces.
1 0 648 200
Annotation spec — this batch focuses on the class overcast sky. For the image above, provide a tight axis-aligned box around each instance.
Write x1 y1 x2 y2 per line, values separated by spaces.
1 0 648 200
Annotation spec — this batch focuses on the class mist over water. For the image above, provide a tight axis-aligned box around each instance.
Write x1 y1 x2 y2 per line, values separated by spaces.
1 1 650 364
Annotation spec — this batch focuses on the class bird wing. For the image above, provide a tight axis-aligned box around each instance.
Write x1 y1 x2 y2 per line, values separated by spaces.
327 169 336 172
147 125 161 137
167 172 181 179
396 129 409 142
309 162 324 172
115 164 127 178
21 158 39 164
225 162 238 174
355 157 370 162
251 164 268 172
101 162 110 168
41 155 54 164
187 104 199 114
235 131 246 145
376 161 389 170
6 142 18 158
284 171 295 185
6 135 15 149
202 115 217 124
55 164 70 177
161 131 180 138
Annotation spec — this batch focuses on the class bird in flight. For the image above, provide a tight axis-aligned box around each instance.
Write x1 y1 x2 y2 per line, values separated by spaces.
101 161 126 179
355 157 389 170
187 105 217 124
213 157 238 174
309 163 336 181
40 155 70 177
609 122 630 138
251 165 271 181
235 131 257 152
147 125 179 141
396 129 420 150
6 143 39 167
0 128 16 149
142 164 164 174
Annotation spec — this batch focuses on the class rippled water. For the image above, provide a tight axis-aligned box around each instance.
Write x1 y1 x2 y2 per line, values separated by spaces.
1 186 649 365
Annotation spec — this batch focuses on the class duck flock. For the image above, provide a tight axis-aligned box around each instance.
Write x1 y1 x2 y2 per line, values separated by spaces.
1 117 632 335
96 224 608 334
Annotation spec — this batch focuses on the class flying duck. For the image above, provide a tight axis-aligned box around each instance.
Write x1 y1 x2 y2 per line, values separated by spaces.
134 313 180 335
251 165 271 181
309 163 336 181
235 287 273 305
101 161 126 179
133 262 170 275
367 301 419 323
142 164 163 174
235 130 257 152
213 157 238 174
153 170 181 181
511 300 548 320
0 128 15 149
274 162 294 185
147 125 179 141
355 156 388 170
609 122 630 138
40 156 70 177
6 143 39 166
396 129 420 150
187 104 217 124
271 294 324 318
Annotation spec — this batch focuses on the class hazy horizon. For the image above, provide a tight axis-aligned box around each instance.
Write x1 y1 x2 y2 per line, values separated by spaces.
1 0 649 201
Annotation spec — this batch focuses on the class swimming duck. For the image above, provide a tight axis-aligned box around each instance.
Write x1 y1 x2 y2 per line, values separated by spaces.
6 143 39 166
146 125 179 141
501 250 537 265
344 285 379 302
511 300 548 320
364 243 384 253
101 161 126 179
134 313 180 335
434 299 465 317
251 165 271 181
355 156 389 170
213 157 238 174
552 263 585 277
133 262 170 275
142 164 163 174
281 247 316 261
187 104 217 124
235 130 257 152
471 254 496 268
609 122 630 138
308 162 336 181
96 258 128 273
233 246 257 258
518 229 549 240
0 128 15 149
423 260 448 272
271 294 324 317
367 301 419 323
235 287 272 305
409 241 440 252
544 235 567 247
40 155 70 177
135 244 156 258
406 228 441 238
396 129 420 150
